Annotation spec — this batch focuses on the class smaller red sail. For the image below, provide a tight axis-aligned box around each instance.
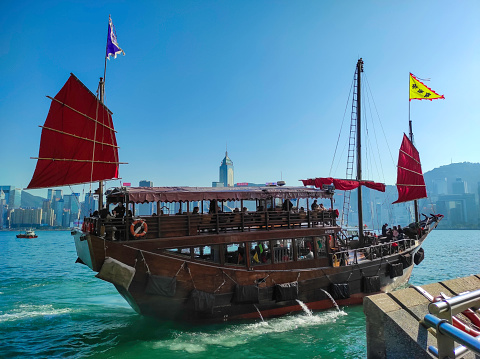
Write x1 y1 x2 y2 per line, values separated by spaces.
301 177 385 192
392 134 427 204
27 74 119 189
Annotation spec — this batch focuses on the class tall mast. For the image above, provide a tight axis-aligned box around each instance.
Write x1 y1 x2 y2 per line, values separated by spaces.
408 86 419 223
97 77 105 210
356 58 364 245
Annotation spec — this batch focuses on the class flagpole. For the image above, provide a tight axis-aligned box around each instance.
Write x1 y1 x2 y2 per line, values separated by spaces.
97 16 110 212
408 74 419 224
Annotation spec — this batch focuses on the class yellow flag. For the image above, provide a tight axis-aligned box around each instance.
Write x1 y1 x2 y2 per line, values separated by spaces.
409 73 444 101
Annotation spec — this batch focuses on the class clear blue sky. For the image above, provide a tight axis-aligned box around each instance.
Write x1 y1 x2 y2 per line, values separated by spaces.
1 1 479 199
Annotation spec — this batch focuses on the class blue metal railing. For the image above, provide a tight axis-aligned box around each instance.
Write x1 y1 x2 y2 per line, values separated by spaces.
423 289 480 358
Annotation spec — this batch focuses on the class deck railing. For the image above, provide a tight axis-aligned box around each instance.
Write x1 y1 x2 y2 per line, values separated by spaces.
329 238 417 266
424 289 480 358
82 209 338 240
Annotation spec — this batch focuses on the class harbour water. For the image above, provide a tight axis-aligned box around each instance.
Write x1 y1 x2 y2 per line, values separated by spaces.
1 230 479 358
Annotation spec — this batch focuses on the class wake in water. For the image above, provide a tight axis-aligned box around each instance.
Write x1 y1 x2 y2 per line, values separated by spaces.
0 304 73 323
149 308 347 354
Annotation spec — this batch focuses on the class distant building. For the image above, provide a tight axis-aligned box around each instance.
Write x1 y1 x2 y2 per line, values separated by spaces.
10 208 42 227
219 152 234 187
0 186 21 209
138 180 154 215
42 200 55 226
452 178 466 195
83 192 98 217
64 193 80 226
0 190 6 228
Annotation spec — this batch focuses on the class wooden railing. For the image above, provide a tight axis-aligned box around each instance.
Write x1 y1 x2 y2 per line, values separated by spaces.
83 210 338 240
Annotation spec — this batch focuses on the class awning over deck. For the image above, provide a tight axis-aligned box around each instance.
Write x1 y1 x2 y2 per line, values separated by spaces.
111 186 332 204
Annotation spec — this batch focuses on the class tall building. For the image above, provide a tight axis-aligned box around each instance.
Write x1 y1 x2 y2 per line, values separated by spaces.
0 190 6 228
10 208 42 227
0 186 21 209
64 193 80 226
42 200 55 226
83 192 98 216
138 180 154 215
218 151 234 187
452 178 466 195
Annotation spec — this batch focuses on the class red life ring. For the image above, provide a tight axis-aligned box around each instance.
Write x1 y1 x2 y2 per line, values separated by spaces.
130 219 148 238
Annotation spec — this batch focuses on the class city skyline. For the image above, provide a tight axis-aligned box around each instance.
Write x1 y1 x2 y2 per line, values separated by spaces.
1 1 479 199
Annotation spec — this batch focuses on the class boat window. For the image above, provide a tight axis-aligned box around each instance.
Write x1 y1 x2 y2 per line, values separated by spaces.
316 236 329 257
225 243 246 266
193 245 221 263
249 241 271 266
164 248 191 257
296 237 314 260
272 239 293 263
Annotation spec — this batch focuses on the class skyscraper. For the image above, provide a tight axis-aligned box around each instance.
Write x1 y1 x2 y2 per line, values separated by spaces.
219 151 234 187
138 180 154 215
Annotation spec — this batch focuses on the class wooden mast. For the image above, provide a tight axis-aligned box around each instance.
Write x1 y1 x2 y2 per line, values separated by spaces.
356 58 364 245
408 87 419 224
97 77 105 210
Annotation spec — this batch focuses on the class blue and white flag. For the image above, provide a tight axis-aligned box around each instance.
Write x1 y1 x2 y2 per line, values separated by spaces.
106 15 125 59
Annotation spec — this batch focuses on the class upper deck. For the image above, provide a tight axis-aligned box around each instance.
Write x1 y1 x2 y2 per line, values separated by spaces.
83 185 338 245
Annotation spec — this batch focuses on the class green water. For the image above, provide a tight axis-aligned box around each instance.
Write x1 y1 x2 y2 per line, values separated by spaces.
1 230 478 358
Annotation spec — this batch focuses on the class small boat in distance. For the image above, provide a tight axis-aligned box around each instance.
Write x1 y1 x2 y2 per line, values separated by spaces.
16 229 38 238
26 58 443 323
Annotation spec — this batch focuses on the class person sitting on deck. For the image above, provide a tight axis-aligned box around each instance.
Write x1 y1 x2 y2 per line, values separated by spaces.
112 202 125 218
282 199 293 212
311 200 319 211
192 207 200 215
99 207 110 219
318 203 326 211
392 226 399 240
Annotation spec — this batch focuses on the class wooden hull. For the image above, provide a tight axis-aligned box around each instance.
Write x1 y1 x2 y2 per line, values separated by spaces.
72 229 425 323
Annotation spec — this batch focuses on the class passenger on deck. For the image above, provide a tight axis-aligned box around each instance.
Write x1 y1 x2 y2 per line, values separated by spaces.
392 226 399 240
242 207 248 213
311 200 319 211
112 202 125 218
209 200 217 214
282 199 293 211
318 203 326 211
192 207 200 214
381 223 388 237
99 207 110 219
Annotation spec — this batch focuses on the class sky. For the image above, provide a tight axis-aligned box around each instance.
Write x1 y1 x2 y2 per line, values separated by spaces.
1 0 479 199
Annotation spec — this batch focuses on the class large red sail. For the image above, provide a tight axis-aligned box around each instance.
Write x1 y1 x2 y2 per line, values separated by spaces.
392 134 427 204
27 74 119 189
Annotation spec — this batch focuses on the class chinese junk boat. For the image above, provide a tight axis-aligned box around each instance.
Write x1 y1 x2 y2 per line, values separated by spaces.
28 59 442 323
16 229 38 238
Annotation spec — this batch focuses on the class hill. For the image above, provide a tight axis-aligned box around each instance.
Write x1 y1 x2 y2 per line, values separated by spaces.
424 162 480 194
21 191 45 208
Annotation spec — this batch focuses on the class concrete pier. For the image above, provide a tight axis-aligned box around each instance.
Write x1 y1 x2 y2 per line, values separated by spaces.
364 274 480 359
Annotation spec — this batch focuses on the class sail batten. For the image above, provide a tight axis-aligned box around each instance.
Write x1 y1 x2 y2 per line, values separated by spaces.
40 126 120 148
392 134 427 204
27 74 120 189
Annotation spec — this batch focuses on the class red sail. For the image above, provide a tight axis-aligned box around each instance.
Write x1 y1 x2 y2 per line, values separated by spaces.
392 134 427 204
27 74 119 189
301 177 385 192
